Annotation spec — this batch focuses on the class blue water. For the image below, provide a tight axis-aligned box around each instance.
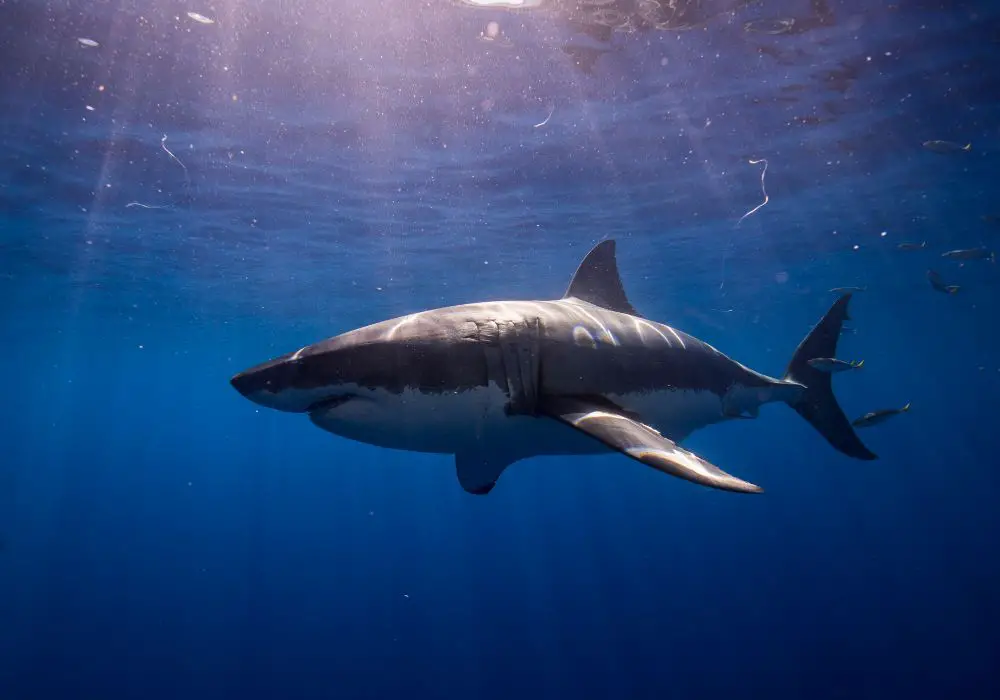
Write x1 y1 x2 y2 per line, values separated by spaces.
2 0 999 697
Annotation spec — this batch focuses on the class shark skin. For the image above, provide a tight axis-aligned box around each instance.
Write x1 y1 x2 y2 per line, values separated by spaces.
231 240 876 495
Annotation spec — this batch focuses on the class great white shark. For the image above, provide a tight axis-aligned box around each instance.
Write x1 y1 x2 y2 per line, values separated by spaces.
231 240 876 495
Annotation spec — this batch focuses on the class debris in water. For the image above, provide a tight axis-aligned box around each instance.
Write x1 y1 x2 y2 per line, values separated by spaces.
534 105 554 128
736 158 769 227
161 135 188 175
126 202 171 210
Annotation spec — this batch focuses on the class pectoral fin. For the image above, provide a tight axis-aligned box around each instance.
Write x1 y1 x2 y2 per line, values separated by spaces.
540 396 763 494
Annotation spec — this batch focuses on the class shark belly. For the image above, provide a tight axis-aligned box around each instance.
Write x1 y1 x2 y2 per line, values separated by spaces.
308 384 500 453
610 388 728 443
308 381 617 458
309 381 729 458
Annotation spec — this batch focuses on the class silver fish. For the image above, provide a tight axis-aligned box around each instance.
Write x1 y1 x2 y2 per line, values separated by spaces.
853 403 911 428
942 247 995 262
830 286 866 294
807 358 864 373
744 18 796 35
927 269 960 294
897 241 926 251
922 140 971 153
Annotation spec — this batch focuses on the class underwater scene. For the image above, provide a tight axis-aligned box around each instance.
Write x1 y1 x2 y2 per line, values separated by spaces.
1 1 999 698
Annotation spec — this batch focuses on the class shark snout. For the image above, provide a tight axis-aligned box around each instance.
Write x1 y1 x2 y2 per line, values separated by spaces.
230 352 317 413
229 368 263 399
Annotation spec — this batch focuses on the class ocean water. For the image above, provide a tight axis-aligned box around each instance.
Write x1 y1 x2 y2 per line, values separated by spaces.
2 0 999 698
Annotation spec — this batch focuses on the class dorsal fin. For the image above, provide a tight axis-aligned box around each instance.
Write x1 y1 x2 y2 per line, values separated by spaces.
563 240 640 316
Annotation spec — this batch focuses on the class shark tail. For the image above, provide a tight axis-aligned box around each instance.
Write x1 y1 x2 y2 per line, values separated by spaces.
783 294 877 460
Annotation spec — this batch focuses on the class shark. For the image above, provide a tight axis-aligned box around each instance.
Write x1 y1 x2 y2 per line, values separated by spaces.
230 240 876 495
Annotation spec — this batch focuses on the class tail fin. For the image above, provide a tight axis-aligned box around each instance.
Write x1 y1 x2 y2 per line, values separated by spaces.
783 294 877 460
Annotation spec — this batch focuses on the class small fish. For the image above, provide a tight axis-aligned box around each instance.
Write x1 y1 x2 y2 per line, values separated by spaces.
852 403 911 428
922 140 971 153
927 269 960 294
744 18 797 35
808 358 864 373
830 286 866 294
942 247 995 262
186 11 215 25
896 241 926 251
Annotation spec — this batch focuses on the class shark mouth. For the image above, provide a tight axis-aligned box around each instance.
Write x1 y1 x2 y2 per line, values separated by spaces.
307 394 357 414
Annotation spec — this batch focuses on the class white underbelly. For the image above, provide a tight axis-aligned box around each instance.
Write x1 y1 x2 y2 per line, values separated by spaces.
309 384 728 457
609 388 726 442
308 384 493 452
308 383 590 454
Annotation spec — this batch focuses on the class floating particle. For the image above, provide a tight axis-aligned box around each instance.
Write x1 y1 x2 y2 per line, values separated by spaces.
186 11 215 24
77 37 99 47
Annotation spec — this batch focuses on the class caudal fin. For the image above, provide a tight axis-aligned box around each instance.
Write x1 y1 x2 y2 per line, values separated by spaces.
783 294 877 460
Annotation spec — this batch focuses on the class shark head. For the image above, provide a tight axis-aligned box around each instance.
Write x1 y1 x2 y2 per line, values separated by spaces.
230 343 353 414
